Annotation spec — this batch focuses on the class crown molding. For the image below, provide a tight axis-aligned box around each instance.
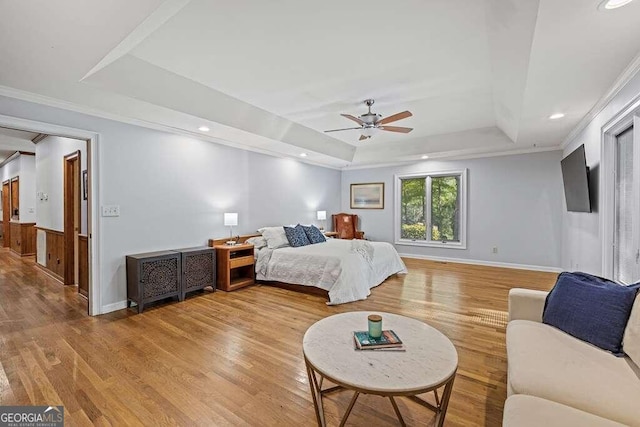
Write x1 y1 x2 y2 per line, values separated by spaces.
561 51 640 149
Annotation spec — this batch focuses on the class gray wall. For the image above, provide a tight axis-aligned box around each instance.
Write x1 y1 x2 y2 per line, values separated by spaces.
0 95 341 312
562 69 640 274
341 151 564 269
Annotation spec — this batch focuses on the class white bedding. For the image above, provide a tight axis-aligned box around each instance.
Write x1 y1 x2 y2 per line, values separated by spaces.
255 239 407 305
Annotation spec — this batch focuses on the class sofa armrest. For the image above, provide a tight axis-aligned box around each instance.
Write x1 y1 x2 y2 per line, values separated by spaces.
508 289 549 323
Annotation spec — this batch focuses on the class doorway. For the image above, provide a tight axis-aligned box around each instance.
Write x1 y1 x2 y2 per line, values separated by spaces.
612 124 637 283
0 114 98 315
2 180 9 247
63 150 87 296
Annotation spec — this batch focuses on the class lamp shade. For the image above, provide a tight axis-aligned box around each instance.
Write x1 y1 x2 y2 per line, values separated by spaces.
224 212 238 226
317 210 327 221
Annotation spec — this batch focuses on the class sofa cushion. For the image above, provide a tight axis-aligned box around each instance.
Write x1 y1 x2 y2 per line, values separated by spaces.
503 395 626 427
623 294 640 367
507 320 640 426
542 272 639 355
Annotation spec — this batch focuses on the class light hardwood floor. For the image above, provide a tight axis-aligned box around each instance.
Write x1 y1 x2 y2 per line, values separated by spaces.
0 251 558 426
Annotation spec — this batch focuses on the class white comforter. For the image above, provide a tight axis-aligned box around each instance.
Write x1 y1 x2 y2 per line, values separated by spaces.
255 239 407 305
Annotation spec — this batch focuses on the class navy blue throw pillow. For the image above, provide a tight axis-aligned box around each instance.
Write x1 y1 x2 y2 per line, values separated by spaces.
542 272 640 356
302 225 326 244
283 224 311 247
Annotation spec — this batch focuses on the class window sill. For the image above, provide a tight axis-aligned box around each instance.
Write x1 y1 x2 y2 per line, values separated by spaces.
395 240 467 250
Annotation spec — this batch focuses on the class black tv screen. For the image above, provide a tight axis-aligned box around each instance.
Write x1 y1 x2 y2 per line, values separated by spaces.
561 144 591 212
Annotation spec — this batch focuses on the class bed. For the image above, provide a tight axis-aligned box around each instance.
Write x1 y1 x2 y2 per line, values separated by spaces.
254 238 407 305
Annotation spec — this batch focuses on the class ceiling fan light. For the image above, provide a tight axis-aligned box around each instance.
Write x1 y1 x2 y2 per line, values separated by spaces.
599 0 635 9
362 127 377 138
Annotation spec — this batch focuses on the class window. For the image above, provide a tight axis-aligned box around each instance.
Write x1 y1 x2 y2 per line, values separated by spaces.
395 169 467 248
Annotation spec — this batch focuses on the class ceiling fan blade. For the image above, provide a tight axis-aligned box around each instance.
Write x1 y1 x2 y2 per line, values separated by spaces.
324 127 362 133
378 111 412 125
379 126 413 133
341 114 365 125
359 135 371 141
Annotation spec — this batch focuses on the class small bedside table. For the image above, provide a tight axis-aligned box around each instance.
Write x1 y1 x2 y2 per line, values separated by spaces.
323 231 338 238
214 244 255 291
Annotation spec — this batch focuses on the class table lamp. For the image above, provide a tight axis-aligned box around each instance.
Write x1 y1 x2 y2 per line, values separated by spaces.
316 210 326 230
224 212 238 245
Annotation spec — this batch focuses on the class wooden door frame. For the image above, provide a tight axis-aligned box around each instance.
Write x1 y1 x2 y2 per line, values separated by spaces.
2 180 9 247
63 151 81 286
10 176 19 221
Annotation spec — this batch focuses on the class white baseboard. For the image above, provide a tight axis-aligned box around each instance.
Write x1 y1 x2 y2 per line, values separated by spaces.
100 300 128 314
398 253 563 273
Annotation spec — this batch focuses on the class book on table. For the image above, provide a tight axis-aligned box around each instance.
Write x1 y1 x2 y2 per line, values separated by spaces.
353 330 404 350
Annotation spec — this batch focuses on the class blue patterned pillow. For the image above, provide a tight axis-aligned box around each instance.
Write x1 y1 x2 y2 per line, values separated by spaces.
284 224 311 247
302 225 326 244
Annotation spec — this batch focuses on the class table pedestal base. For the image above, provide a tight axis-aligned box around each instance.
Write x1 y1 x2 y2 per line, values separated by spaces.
305 357 456 427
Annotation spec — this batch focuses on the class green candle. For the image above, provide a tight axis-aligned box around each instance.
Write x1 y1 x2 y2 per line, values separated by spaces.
368 314 382 338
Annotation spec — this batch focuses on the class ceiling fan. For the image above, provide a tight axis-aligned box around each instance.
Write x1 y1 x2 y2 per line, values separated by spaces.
324 99 413 141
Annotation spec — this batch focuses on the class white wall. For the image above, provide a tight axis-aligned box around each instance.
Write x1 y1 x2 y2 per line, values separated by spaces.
0 95 341 313
19 154 36 223
341 151 564 269
562 69 640 275
35 135 88 233
0 156 20 183
0 153 36 223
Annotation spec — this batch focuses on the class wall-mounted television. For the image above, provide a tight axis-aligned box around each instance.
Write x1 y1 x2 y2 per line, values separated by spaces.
561 144 591 213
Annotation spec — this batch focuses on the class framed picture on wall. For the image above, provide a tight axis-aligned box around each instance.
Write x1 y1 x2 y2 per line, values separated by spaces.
82 170 88 200
350 182 384 209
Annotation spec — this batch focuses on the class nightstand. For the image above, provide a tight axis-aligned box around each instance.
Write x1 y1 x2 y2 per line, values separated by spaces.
214 244 255 291
323 232 338 238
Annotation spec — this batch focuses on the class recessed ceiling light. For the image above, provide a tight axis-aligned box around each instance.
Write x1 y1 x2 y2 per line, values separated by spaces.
421 155 429 159
300 153 308 157
549 113 565 120
599 0 635 9
198 126 210 132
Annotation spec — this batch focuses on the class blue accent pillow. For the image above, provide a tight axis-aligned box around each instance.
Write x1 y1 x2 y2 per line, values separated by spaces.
302 225 326 244
283 224 311 247
542 272 640 356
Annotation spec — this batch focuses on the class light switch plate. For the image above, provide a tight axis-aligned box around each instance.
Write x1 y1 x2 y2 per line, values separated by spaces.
101 205 120 217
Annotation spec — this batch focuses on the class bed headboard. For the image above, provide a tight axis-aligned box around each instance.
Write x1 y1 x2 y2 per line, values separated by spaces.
208 233 262 247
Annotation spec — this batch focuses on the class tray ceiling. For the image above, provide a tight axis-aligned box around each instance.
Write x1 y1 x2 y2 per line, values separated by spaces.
1 0 639 167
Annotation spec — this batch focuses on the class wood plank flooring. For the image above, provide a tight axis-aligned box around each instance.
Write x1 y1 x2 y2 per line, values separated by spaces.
0 250 558 426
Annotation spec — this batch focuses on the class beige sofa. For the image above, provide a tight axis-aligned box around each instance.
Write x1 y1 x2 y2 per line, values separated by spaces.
504 288 640 427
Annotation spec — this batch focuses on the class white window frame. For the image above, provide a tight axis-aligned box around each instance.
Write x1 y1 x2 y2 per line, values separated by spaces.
394 169 468 249
601 96 640 279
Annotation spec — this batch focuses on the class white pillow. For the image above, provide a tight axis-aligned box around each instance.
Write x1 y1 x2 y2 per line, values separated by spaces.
623 293 640 366
245 236 267 250
258 226 289 249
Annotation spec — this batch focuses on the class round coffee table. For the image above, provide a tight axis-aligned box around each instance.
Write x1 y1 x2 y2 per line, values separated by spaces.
303 312 458 427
